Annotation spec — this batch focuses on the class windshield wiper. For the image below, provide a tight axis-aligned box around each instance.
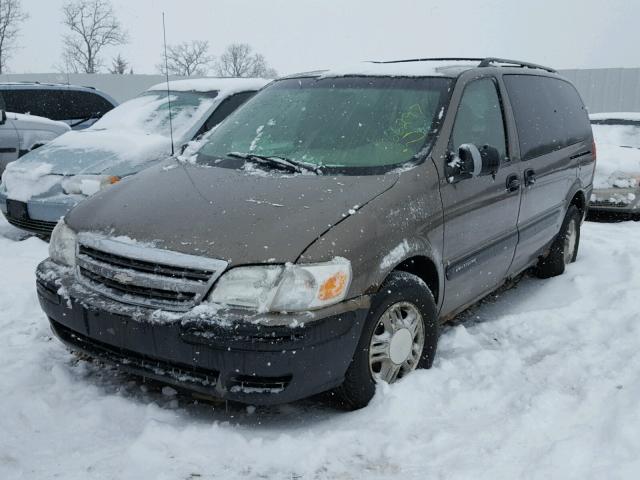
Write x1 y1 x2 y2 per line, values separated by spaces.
70 112 103 128
227 152 321 175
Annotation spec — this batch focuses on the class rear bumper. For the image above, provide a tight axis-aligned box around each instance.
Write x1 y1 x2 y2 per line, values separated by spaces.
36 259 369 405
589 187 640 214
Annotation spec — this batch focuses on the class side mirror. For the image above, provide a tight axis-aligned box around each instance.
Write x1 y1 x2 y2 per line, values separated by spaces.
453 143 500 178
0 109 6 125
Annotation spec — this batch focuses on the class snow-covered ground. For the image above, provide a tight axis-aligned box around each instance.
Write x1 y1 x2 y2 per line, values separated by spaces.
1 216 640 479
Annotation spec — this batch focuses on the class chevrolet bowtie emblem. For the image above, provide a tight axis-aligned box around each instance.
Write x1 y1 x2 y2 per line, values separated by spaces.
113 272 134 284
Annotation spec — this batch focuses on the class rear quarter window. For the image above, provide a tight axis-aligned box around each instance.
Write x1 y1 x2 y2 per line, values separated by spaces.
503 75 591 160
0 88 115 121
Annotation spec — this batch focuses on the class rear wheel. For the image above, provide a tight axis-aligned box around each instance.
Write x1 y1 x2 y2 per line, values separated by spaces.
333 271 438 410
534 205 581 278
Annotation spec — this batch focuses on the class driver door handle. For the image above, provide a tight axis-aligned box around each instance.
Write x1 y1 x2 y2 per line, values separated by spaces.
506 174 520 192
524 168 537 186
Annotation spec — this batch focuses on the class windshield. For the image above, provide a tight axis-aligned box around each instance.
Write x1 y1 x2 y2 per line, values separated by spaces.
196 76 452 172
92 90 218 140
591 120 640 149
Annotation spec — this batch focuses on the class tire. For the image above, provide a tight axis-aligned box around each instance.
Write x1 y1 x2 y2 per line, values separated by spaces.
332 271 438 410
534 205 581 279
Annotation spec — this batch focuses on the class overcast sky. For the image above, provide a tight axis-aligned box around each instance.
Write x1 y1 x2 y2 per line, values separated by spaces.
11 0 640 75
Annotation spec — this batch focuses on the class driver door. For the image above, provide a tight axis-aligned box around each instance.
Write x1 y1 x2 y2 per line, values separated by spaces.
440 76 521 314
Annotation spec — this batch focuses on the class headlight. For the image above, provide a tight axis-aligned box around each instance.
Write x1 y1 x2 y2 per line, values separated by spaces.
208 258 352 312
61 175 120 196
49 220 77 267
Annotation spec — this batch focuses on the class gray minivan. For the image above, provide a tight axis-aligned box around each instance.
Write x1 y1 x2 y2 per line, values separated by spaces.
37 58 595 409
0 82 117 130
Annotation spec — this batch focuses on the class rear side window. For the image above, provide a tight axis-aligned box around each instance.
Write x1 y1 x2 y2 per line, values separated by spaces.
503 75 591 160
199 91 256 135
65 91 115 119
0 89 114 121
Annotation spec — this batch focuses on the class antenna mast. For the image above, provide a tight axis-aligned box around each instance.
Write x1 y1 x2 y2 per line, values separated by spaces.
162 12 175 156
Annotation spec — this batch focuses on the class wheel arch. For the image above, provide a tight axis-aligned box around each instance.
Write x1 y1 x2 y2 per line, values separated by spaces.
566 179 587 219
391 255 441 306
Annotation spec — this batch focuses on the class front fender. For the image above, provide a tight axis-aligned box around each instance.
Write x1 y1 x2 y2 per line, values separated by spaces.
298 164 445 307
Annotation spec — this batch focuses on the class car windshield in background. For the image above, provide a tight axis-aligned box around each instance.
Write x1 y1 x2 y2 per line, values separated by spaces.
197 76 452 172
591 119 640 149
93 90 218 139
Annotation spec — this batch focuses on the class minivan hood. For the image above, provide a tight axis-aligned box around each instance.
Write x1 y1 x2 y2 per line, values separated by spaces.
14 128 173 176
66 161 399 265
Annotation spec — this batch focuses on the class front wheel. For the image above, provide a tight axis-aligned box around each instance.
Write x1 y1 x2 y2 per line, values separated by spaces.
332 271 438 410
534 205 581 278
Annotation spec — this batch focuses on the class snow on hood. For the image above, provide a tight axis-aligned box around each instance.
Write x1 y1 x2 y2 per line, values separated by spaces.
147 77 270 94
592 122 640 189
5 128 172 176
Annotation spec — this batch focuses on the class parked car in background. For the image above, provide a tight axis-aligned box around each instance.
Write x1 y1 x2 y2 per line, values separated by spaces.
0 78 269 235
0 83 117 130
0 109 70 177
588 112 640 218
36 58 594 409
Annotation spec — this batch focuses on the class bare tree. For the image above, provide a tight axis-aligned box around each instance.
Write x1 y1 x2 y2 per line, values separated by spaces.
109 53 127 74
61 0 128 74
215 43 277 78
157 40 213 76
0 0 29 74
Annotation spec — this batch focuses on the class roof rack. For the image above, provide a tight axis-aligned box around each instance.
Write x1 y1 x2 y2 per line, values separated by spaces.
478 57 556 73
374 56 556 73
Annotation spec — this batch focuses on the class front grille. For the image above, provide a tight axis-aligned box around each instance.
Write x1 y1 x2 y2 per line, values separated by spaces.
76 232 227 311
78 245 214 281
79 267 198 303
5 215 57 235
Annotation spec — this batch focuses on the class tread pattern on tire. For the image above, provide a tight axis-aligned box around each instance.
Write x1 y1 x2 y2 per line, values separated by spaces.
535 205 581 279
332 271 438 410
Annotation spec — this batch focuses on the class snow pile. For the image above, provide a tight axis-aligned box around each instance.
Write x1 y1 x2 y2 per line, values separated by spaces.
2 217 640 478
2 162 60 201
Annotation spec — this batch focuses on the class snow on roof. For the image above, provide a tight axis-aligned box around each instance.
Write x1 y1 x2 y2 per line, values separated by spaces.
148 77 271 95
313 60 478 79
589 112 640 122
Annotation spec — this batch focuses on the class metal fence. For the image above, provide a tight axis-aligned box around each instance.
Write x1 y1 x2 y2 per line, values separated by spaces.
2 69 640 113
560 68 640 114
0 73 189 103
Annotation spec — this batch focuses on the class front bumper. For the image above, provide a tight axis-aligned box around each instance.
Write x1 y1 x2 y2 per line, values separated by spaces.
36 259 370 405
589 187 640 214
0 190 82 236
